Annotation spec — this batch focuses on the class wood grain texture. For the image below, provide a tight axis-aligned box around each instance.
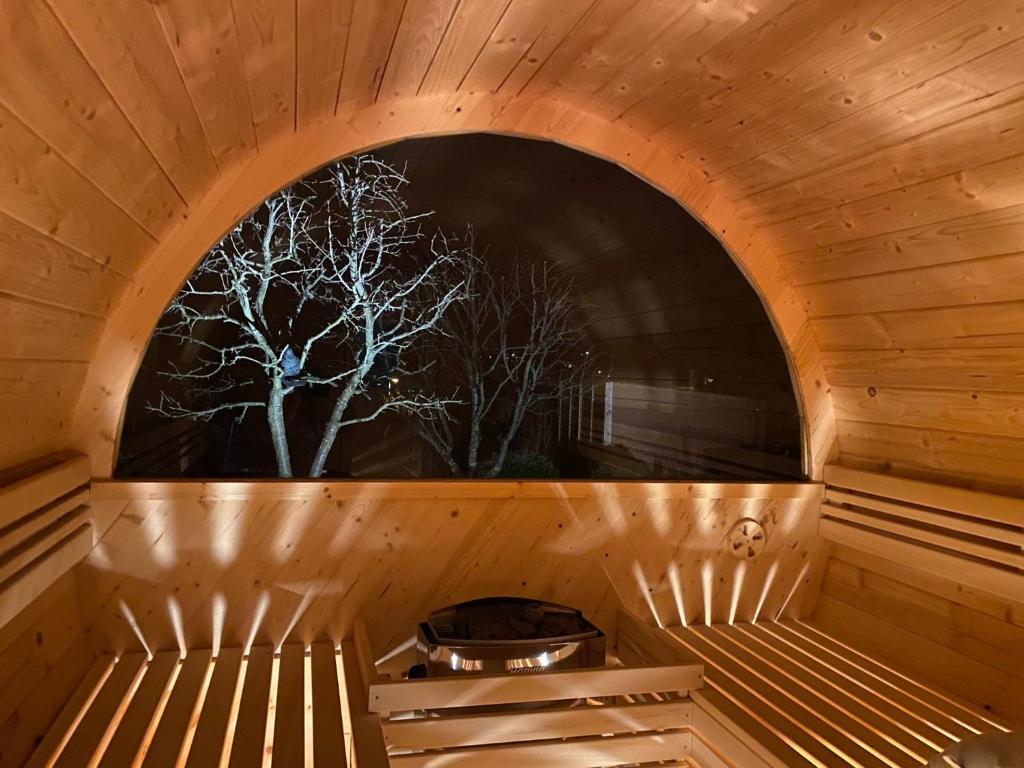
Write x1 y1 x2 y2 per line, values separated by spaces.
77 481 825 663
0 0 1019 540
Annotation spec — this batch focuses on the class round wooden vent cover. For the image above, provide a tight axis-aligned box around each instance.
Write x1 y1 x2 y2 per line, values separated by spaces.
727 517 767 560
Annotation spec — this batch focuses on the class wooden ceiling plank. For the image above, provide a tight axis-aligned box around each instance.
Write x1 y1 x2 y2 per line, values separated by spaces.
802 252 1024 318
151 0 258 166
831 384 1024 441
44 0 218 203
0 2 182 236
0 101 154 272
587 0 783 122
0 211 128 316
337 0 407 110
486 0 596 95
812 301 1024 352
376 0 463 102
296 0 354 129
419 0 513 96
823 347 1024 393
781 202 1024 286
666 0 1008 171
0 295 104 361
233 0 297 146
518 0 646 99
736 40 1024 211
765 151 1024 250
644 0 936 142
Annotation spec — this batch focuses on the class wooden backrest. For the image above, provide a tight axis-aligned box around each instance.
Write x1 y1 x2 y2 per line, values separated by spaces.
0 455 93 629
820 465 1024 601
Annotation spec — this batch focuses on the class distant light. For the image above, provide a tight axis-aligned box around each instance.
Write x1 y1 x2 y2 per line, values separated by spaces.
389 376 399 383
450 652 460 671
538 652 551 668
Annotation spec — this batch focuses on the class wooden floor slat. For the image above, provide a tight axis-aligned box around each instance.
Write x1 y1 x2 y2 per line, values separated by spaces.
55 653 146 768
227 646 274 768
184 647 243 768
272 644 305 767
310 642 346 767
387 730 694 767
141 650 212 768
747 623 950 753
26 656 115 768
98 652 178 768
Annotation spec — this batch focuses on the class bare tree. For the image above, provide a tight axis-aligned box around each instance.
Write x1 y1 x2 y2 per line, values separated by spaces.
151 156 467 477
418 233 592 477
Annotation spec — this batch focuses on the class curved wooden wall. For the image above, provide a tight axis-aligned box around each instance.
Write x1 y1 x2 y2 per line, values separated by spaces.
0 0 1021 491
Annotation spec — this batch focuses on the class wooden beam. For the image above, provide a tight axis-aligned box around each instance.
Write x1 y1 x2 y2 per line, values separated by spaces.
819 518 1024 603
387 730 693 767
824 464 1024 527
310 642 347 768
89 479 823 503
340 640 389 768
0 456 89 529
382 700 693 751
368 663 705 714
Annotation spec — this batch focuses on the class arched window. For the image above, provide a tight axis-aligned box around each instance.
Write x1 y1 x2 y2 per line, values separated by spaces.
118 135 803 480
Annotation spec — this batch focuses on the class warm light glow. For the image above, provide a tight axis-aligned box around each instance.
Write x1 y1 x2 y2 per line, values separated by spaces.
775 562 811 621
211 593 227 657
667 561 687 628
274 500 315 563
143 510 176 569
245 591 271 656
632 561 664 628
277 591 315 651
167 596 187 659
375 634 417 667
119 600 153 660
728 561 747 626
212 503 242 566
701 560 714 626
752 560 779 624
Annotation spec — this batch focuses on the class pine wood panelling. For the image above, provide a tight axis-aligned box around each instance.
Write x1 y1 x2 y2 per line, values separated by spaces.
0 297 104 361
418 1 513 95
0 572 96 768
43 0 219 201
336 0 407 110
295 0 354 128
79 481 824 661
233 0 297 145
0 3 182 236
0 0 1021 494
376 0 462 101
151 0 257 165
0 211 127 315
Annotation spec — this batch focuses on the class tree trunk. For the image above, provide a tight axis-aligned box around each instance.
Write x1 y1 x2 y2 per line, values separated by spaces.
309 375 361 477
267 386 293 477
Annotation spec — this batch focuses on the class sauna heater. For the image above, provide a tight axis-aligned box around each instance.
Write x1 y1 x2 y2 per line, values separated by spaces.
415 596 605 679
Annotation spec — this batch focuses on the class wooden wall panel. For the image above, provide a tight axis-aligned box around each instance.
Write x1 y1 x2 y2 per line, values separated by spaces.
814 545 1024 726
0 0 1018 494
0 572 97 768
79 482 825 664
